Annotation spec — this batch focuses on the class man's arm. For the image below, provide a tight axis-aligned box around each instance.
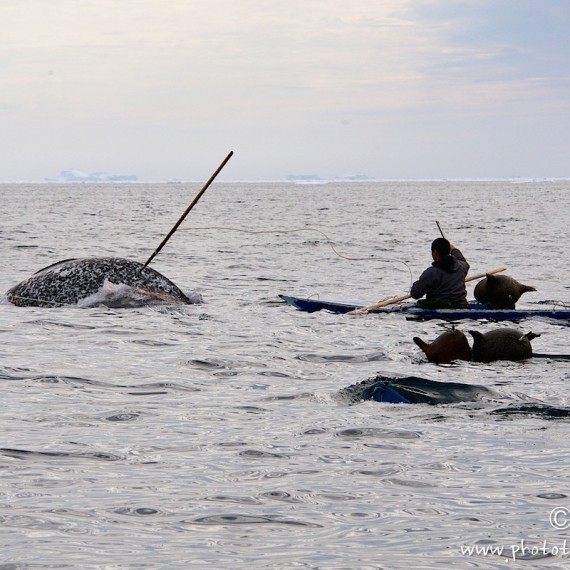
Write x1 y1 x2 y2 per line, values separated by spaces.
410 268 434 299
450 246 470 272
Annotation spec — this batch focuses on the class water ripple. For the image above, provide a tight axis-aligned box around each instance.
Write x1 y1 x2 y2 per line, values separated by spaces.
296 352 387 363
104 412 141 422
238 449 290 459
204 495 263 505
352 466 403 477
259 491 304 503
0 448 123 462
113 507 162 516
537 493 568 500
335 427 421 440
190 514 322 527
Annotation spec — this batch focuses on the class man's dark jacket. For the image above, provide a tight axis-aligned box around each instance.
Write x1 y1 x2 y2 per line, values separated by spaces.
410 249 470 305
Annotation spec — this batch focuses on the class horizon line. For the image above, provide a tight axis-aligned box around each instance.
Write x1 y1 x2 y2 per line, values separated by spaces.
1 176 569 184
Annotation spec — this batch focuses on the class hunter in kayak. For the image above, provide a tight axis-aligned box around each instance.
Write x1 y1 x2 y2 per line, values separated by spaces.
410 237 470 309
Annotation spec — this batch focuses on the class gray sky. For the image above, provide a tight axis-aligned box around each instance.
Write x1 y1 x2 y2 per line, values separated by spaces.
2 0 569 181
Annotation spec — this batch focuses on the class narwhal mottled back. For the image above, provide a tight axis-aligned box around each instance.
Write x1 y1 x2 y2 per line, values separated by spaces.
6 257 192 307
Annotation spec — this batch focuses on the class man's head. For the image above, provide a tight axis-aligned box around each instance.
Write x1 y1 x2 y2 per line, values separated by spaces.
431 237 451 260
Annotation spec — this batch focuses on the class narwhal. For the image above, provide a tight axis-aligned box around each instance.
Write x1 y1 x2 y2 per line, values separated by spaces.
5 257 193 307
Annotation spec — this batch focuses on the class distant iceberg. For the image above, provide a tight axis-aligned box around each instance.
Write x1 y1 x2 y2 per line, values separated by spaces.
286 174 376 184
336 174 375 181
286 174 325 183
45 169 138 182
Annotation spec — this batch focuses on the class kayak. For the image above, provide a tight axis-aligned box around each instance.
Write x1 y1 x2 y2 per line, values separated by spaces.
279 294 570 322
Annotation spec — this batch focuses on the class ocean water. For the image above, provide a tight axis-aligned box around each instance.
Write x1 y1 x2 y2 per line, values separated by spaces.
1 180 569 568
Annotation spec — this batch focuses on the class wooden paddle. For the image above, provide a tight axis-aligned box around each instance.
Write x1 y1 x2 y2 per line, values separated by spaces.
348 266 507 315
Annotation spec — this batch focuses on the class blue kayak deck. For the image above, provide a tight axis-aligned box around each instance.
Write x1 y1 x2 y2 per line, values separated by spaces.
279 294 570 321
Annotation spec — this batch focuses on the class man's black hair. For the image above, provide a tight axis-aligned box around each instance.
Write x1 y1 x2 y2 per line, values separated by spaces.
431 237 451 257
